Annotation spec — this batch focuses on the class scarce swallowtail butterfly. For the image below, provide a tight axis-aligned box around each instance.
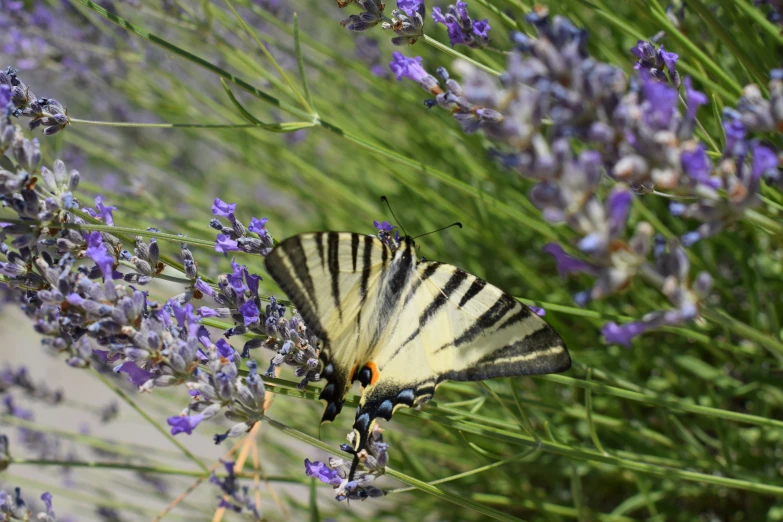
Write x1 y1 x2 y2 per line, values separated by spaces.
264 230 571 477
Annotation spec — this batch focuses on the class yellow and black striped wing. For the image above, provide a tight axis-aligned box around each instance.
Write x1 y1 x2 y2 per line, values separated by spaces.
350 259 570 460
264 232 391 422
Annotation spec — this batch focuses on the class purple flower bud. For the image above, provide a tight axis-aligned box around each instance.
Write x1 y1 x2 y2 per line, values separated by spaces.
212 198 236 217
542 243 597 277
195 278 214 297
601 320 652 348
607 186 632 238
167 412 206 436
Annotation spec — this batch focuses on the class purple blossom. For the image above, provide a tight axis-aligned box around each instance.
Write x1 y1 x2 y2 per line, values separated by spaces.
543 243 597 277
606 187 632 238
228 259 248 292
472 19 490 38
212 198 236 218
215 339 236 362
305 459 342 487
197 306 219 318
642 74 679 130
83 196 117 226
167 413 205 436
529 306 545 317
389 53 440 93
0 84 10 110
373 220 395 232
680 143 719 189
602 321 653 348
631 40 680 86
85 231 114 281
751 142 778 181
246 273 261 297
115 361 154 387
215 234 239 256
397 0 423 17
683 77 707 123
238 299 260 325
248 217 268 236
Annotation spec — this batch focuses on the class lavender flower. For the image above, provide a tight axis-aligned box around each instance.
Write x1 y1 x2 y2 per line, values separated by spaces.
0 67 70 135
631 40 680 87
209 461 262 518
382 0 426 45
602 240 712 346
389 53 442 94
210 199 274 256
432 1 491 48
373 220 400 249
305 424 388 500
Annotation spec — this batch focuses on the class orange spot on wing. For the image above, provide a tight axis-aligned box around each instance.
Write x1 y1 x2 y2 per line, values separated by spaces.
366 361 380 385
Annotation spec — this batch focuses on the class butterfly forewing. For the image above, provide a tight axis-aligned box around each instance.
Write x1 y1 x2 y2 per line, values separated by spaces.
264 232 390 421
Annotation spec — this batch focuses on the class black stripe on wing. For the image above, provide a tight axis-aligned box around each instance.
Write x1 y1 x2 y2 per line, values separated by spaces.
438 324 570 382
434 293 518 353
264 236 329 342
327 232 343 320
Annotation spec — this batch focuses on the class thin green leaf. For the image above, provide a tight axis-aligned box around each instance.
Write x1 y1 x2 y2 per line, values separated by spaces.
294 13 315 114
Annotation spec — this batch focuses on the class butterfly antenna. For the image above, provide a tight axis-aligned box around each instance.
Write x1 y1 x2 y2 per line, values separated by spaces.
380 195 408 237
412 222 463 240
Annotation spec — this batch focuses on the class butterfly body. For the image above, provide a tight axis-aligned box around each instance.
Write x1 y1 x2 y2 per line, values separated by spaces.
265 232 570 475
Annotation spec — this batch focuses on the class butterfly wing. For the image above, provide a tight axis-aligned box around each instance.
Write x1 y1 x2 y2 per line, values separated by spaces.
264 232 391 422
349 258 570 463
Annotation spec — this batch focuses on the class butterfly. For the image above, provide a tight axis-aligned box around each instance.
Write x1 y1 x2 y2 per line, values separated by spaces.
264 231 571 477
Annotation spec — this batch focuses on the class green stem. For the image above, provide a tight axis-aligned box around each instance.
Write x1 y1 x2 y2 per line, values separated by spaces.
70 118 265 128
422 34 501 77
0 217 216 250
9 458 303 482
90 368 210 473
